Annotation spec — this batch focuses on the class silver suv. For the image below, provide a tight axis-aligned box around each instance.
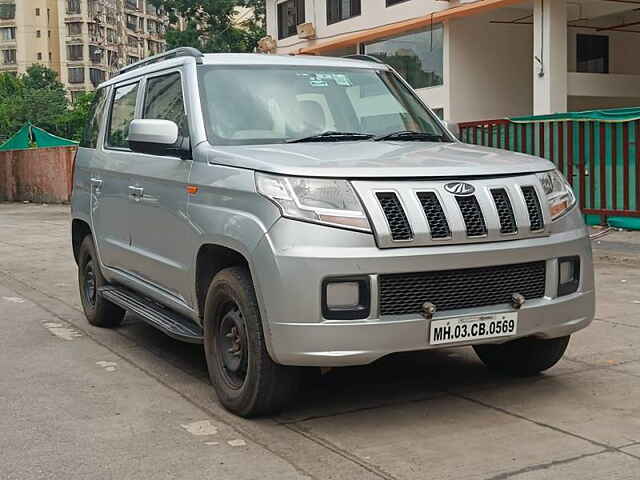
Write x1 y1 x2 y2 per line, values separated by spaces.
71 48 595 417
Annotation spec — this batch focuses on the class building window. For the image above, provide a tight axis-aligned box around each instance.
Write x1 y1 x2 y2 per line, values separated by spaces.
577 34 609 74
71 90 85 103
67 0 81 14
107 29 116 43
90 68 106 87
277 0 305 40
67 44 84 61
128 55 139 65
2 48 16 64
146 1 159 16
0 3 15 20
49 52 52 61
126 0 138 10
36 30 41 38
0 27 16 41
126 14 138 31
68 67 85 84
67 22 82 36
37 52 42 60
89 45 103 63
35 8 40 16
386 0 408 5
48 30 51 38
364 24 444 89
127 35 138 48
327 0 360 25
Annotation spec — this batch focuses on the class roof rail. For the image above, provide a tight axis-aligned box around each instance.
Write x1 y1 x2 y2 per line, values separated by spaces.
342 54 385 64
119 47 204 75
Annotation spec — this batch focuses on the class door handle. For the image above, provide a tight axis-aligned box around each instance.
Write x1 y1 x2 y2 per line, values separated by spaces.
90 178 103 188
128 186 144 200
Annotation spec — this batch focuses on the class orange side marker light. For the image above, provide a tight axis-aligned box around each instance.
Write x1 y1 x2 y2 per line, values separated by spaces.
186 185 199 195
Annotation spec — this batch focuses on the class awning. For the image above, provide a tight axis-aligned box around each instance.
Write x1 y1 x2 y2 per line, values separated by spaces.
511 107 640 124
0 123 77 151
298 0 527 55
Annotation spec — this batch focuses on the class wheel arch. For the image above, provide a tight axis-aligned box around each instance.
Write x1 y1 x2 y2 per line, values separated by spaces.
72 219 92 265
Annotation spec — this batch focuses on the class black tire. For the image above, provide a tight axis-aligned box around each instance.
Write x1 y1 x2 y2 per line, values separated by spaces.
203 266 300 417
473 335 570 377
78 235 125 328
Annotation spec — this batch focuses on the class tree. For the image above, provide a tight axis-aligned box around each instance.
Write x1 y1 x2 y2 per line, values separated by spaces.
153 0 266 53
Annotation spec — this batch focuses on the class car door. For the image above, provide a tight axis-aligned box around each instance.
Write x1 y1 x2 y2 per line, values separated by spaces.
90 81 141 271
125 70 193 302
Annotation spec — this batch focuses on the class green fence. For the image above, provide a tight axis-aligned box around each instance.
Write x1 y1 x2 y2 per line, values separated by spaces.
458 114 640 229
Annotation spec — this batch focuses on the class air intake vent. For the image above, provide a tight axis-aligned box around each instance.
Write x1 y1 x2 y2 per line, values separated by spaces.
521 186 545 231
376 192 412 241
456 196 487 237
417 192 451 239
379 261 547 316
491 188 517 234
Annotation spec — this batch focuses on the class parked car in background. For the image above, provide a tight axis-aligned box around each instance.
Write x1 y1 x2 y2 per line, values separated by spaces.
71 48 595 417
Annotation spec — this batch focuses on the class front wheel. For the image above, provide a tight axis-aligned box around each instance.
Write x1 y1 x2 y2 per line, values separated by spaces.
473 335 570 377
77 236 125 328
203 266 300 417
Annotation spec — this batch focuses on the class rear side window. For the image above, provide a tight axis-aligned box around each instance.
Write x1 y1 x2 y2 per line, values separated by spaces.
107 82 139 149
143 72 188 138
80 87 108 148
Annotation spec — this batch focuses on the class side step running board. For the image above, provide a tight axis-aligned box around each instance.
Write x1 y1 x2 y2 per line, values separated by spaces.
99 286 204 344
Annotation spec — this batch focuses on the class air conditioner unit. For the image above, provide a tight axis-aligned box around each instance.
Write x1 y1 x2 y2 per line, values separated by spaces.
297 22 315 39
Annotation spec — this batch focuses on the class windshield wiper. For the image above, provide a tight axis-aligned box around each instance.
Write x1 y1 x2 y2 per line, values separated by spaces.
287 131 375 143
374 131 448 142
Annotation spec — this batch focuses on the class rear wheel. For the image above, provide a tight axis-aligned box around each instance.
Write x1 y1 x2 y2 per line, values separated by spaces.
204 266 300 417
78 236 125 328
473 336 570 377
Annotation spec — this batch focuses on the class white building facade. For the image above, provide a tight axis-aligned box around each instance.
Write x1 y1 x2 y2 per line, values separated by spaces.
266 0 640 123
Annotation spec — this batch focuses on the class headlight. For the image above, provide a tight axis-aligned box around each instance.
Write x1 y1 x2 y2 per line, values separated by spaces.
536 169 576 220
256 173 371 233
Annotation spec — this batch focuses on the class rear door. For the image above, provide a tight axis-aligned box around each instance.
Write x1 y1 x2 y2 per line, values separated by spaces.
90 81 141 271
125 70 193 301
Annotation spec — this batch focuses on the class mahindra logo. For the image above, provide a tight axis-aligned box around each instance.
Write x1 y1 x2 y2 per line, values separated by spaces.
444 182 475 196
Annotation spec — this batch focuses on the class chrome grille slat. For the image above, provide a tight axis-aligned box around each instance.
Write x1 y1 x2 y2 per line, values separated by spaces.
491 188 518 234
455 195 487 237
379 261 547 316
376 192 413 241
417 192 451 239
521 186 545 231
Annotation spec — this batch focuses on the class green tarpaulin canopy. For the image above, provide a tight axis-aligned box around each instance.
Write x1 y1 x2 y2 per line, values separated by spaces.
0 123 77 151
511 107 640 124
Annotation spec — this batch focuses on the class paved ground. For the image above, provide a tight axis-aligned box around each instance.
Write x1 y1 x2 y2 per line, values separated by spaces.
1 203 639 480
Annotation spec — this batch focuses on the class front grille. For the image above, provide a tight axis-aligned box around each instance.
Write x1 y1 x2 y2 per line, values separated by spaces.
377 192 412 241
379 261 547 316
522 186 545 231
456 195 487 237
417 192 450 239
491 188 517 234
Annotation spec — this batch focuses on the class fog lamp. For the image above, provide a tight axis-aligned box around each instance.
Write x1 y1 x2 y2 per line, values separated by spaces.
322 277 370 320
558 257 580 296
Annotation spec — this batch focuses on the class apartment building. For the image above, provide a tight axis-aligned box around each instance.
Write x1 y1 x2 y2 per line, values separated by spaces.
267 0 640 123
0 0 169 99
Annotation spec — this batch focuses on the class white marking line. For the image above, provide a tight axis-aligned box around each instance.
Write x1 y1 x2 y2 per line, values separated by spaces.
227 439 247 447
204 442 220 446
2 296 25 303
43 322 83 340
181 420 218 436
96 361 118 372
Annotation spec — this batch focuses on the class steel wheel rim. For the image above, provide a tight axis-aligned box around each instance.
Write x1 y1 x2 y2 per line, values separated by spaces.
84 260 97 307
216 301 248 390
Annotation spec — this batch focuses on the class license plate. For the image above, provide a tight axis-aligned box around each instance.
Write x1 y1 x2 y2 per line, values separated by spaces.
429 312 518 346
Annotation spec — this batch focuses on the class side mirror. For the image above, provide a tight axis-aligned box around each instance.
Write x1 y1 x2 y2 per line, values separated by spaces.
443 120 460 140
128 119 184 157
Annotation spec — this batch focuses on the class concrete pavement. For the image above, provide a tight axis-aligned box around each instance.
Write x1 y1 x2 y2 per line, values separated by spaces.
1 203 639 480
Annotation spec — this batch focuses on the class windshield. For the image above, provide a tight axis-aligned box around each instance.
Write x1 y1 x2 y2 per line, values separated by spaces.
197 65 449 146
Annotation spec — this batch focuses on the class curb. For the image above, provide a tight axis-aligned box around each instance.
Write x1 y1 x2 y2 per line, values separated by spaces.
593 252 640 267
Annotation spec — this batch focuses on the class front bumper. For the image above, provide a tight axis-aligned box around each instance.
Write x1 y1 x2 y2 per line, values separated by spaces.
252 210 595 367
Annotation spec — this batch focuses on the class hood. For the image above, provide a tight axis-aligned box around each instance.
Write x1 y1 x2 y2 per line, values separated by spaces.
202 141 555 178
